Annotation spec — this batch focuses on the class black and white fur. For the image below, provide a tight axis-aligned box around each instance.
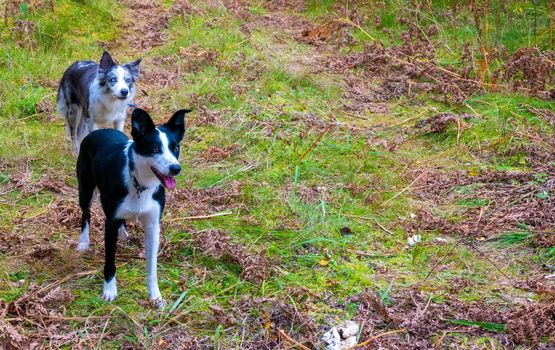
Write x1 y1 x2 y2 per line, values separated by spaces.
76 108 190 305
57 51 141 154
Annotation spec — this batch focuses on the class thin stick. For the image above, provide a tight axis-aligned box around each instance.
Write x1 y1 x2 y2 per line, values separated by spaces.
94 308 116 350
466 240 512 281
5 315 107 322
30 269 98 298
387 116 417 129
0 188 16 197
373 220 394 235
423 236 464 282
0 200 27 207
463 103 482 120
278 329 312 350
343 214 394 235
550 4 554 50
295 124 333 167
342 111 370 121
381 172 425 207
0 114 40 126
179 211 232 221
209 161 258 187
346 329 407 349
421 295 433 316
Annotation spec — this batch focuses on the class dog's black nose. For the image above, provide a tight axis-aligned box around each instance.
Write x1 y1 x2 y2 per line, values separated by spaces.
120 88 129 97
169 164 181 176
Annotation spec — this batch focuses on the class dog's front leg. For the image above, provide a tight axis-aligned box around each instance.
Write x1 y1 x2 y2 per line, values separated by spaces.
102 218 122 302
141 215 165 308
114 118 125 132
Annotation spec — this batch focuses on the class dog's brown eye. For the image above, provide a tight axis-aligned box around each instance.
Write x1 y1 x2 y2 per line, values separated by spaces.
173 146 179 152
153 148 160 153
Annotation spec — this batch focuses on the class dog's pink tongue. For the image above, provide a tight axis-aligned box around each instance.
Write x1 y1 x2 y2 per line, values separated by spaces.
162 175 176 190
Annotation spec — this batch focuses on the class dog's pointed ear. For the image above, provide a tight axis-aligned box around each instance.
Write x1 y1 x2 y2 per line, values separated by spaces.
131 108 156 140
125 58 142 78
99 51 116 71
164 109 191 139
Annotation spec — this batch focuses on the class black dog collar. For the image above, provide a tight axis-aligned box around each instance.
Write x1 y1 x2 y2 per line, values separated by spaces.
130 171 146 197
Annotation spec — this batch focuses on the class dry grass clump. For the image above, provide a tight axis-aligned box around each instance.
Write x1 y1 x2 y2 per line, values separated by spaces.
414 112 474 133
352 288 510 348
408 167 555 239
192 230 271 283
495 48 555 95
0 284 91 349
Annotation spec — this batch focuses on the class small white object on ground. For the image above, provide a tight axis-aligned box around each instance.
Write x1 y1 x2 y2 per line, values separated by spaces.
433 237 449 244
322 327 341 350
407 234 421 246
323 320 360 350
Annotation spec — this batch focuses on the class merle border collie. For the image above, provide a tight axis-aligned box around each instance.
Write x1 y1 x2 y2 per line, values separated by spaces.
76 108 190 306
57 51 141 154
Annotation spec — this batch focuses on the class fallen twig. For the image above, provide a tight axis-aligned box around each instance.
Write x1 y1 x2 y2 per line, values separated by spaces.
423 236 464 282
278 329 312 350
178 211 232 221
466 240 512 281
346 328 407 349
5 315 107 322
343 214 394 235
295 124 333 167
381 172 426 206
31 269 98 298
209 161 258 187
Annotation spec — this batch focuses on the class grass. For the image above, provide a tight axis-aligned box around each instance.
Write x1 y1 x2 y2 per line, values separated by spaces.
446 319 507 332
0 0 554 348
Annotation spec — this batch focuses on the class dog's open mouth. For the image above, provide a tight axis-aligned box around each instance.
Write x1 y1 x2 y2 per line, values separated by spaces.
151 167 176 189
115 96 127 100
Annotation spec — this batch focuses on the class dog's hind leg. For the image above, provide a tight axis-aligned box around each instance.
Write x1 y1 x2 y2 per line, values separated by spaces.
102 218 123 302
118 223 129 242
57 91 72 138
73 109 90 155
57 92 81 153
77 165 96 251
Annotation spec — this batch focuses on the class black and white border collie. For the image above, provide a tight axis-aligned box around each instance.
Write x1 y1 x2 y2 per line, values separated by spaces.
57 51 141 154
76 108 190 306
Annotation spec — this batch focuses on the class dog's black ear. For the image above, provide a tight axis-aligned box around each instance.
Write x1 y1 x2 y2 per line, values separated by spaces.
164 109 191 139
99 51 116 71
131 108 156 140
125 58 142 77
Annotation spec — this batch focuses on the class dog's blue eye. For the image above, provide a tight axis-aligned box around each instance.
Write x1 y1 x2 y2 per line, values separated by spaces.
125 78 131 84
110 77 117 83
153 148 160 153
173 146 179 152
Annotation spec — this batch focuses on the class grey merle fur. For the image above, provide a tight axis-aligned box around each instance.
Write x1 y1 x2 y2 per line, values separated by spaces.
57 51 141 154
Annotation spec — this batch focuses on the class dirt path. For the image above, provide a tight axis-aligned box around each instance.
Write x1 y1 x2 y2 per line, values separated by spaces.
119 0 169 54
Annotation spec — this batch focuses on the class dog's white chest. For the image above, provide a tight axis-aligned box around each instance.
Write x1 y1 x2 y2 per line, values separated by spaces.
115 189 160 223
89 97 127 124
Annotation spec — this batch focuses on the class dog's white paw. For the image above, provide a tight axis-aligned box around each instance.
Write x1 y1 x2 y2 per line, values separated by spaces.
102 278 118 302
150 296 167 310
76 241 90 251
118 226 129 242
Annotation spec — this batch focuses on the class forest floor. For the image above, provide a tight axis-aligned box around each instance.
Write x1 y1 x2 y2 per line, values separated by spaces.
0 0 554 348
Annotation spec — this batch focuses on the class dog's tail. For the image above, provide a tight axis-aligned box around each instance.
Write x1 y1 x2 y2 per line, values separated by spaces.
57 89 89 155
